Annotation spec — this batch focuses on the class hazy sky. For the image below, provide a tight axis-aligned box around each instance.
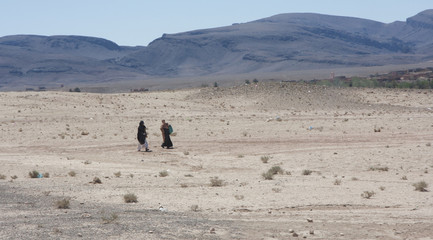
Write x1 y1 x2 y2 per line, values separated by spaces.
1 0 432 46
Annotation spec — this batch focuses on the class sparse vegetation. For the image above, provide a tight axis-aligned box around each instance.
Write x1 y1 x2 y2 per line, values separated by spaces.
268 166 284 175
190 204 199 212
379 186 386 191
261 155 270 163
413 181 428 192
361 191 376 199
369 166 389 172
102 213 118 224
234 195 245 200
43 172 50 178
29 170 40 178
55 198 70 209
159 170 169 177
123 193 138 203
92 177 102 184
334 179 342 185
0 174 6 180
302 169 313 175
210 177 224 187
10 175 18 180
262 165 284 180
68 171 76 177
262 171 274 180
114 171 121 177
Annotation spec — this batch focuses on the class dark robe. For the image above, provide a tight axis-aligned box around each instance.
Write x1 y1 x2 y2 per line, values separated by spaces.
137 122 146 144
161 125 173 148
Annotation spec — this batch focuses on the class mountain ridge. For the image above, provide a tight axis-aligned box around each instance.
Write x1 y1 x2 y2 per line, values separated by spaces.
1 10 433 91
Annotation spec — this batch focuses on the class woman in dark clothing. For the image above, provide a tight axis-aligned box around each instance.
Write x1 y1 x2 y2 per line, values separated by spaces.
137 120 150 152
160 120 173 149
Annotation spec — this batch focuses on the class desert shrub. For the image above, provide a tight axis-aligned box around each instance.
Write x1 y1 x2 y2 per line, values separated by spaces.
261 155 270 163
180 183 188 188
0 174 6 180
379 186 386 191
268 166 284 175
11 175 18 180
413 181 428 192
190 204 199 212
123 193 138 203
210 177 224 187
159 170 168 177
234 195 244 200
401 175 408 180
55 198 70 209
369 166 389 172
102 213 118 224
92 177 102 184
114 171 121 177
262 166 284 180
43 172 50 178
302 169 313 175
68 171 76 177
262 171 274 180
351 177 359 181
361 191 376 199
334 179 342 185
29 170 40 178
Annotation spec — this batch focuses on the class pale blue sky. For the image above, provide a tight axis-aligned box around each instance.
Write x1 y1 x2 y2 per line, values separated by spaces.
1 0 431 46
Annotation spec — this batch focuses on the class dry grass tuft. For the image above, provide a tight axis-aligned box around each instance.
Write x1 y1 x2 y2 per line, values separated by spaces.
369 166 389 172
361 191 376 199
0 174 6 180
55 198 70 209
29 170 40 178
124 193 138 203
210 177 224 187
262 165 285 180
159 170 169 177
262 171 274 180
234 195 245 200
302 169 313 175
190 204 200 212
92 177 102 184
114 171 121 178
261 155 270 163
413 181 428 192
334 179 342 185
102 213 118 224
68 171 76 177
43 172 50 178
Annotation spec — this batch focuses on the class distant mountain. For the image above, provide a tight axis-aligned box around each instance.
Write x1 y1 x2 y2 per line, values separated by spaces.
1 10 433 91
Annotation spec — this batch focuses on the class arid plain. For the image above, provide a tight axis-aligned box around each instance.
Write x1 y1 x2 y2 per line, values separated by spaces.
1 82 432 239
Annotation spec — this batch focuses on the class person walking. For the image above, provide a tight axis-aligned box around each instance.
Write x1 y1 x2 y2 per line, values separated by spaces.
160 120 173 149
137 120 151 152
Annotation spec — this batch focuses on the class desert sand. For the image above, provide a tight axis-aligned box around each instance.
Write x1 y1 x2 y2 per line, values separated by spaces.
1 82 432 239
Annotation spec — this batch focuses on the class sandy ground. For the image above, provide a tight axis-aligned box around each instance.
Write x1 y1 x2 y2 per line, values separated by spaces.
1 82 433 240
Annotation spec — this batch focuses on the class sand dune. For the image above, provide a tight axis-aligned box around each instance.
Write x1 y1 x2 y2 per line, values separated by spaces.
1 82 432 239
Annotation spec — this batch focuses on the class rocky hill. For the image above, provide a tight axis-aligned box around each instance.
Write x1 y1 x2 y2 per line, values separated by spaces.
1 10 433 91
